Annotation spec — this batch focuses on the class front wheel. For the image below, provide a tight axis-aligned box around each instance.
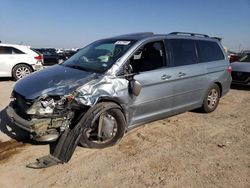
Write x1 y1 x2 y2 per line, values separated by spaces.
79 102 126 148
200 84 220 113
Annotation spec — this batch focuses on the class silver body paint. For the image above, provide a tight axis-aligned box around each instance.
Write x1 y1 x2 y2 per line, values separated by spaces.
11 34 232 131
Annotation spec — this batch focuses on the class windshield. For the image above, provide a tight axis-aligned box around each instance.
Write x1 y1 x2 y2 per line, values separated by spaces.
239 53 250 63
62 39 135 73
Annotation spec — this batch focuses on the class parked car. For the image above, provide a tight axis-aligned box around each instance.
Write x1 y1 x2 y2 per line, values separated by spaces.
231 51 250 85
7 32 232 168
0 43 43 80
33 48 67 66
228 50 241 63
62 49 77 59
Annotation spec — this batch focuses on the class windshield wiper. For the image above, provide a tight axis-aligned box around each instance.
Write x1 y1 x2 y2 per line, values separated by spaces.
66 65 89 72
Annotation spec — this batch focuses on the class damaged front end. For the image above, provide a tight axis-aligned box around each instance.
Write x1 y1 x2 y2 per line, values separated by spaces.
6 75 135 169
5 37 142 168
7 90 88 168
7 91 79 142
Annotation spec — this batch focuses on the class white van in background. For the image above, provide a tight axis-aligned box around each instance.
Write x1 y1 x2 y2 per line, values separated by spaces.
0 43 44 80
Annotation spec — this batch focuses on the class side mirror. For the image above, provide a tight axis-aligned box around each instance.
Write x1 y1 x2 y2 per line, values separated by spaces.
123 61 142 96
129 79 142 96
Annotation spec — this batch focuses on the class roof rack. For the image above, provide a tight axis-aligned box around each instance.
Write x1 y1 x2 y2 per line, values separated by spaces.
113 32 154 38
169 32 209 38
126 32 154 36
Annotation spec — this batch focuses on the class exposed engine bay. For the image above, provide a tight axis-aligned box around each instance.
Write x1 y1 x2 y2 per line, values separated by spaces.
9 92 79 142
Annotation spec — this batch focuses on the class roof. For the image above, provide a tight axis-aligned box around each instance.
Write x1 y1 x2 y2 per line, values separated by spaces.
0 43 31 48
106 32 219 42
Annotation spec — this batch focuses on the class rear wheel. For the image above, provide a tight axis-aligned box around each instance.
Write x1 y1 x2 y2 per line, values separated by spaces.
79 102 126 148
201 84 220 113
12 64 33 80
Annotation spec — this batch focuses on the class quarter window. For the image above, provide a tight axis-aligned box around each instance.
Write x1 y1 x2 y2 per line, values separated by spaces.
12 47 25 54
168 39 198 67
197 40 224 62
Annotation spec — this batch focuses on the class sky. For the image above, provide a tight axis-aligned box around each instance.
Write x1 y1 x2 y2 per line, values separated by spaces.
0 0 250 51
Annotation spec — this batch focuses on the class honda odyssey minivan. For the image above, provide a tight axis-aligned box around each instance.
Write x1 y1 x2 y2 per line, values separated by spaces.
7 32 232 151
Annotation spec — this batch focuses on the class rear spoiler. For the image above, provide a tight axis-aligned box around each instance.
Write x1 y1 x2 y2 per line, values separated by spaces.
211 37 223 41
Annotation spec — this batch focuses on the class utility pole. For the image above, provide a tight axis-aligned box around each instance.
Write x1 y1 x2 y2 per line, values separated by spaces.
238 43 242 52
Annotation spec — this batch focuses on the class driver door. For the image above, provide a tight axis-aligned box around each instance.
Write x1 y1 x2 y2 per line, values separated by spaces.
127 41 175 126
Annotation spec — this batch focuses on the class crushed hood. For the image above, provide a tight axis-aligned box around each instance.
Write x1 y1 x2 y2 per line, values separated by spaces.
14 65 99 100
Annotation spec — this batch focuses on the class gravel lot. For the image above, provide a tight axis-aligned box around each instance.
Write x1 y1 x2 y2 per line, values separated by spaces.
0 79 249 188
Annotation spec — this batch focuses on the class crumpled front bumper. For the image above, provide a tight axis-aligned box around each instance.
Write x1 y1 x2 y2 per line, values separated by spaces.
7 102 62 142
6 102 35 133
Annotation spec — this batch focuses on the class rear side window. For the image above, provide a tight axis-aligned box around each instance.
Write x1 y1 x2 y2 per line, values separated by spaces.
12 47 25 54
0 46 25 54
197 40 224 63
168 39 198 67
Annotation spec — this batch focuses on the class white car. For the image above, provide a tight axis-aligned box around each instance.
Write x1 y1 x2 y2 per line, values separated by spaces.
0 43 44 80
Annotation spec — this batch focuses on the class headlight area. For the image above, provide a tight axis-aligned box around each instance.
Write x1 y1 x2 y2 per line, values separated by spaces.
27 95 70 116
23 94 77 142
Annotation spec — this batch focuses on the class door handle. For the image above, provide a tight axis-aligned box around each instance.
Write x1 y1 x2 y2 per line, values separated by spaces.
161 74 171 80
177 72 186 78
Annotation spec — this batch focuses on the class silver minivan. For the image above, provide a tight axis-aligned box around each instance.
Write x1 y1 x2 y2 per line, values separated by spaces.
7 32 232 167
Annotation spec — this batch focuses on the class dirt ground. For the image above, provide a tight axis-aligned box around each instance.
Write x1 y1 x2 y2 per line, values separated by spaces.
0 79 249 188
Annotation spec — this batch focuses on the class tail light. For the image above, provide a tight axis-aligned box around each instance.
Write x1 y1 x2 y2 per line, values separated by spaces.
227 65 232 74
34 54 43 61
34 54 44 65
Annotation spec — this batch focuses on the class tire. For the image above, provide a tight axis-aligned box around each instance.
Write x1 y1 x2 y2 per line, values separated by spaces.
200 84 220 113
79 102 126 148
12 64 33 80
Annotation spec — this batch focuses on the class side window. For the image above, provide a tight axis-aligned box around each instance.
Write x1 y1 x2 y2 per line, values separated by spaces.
129 41 165 73
168 39 198 67
0 46 12 54
12 47 25 54
0 47 4 54
197 40 225 63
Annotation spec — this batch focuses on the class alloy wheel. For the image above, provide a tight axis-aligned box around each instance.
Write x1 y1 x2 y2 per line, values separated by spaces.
16 67 31 79
207 88 218 109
